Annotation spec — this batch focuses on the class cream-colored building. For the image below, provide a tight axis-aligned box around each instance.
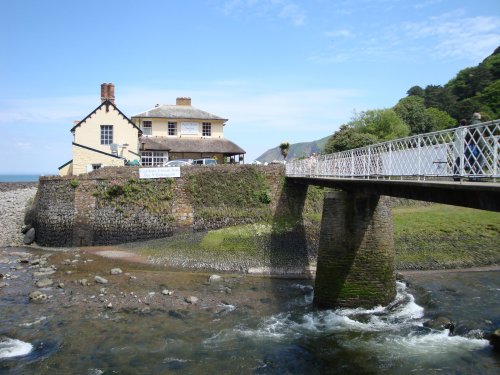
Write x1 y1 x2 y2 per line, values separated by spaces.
131 97 245 165
59 84 142 176
59 84 245 175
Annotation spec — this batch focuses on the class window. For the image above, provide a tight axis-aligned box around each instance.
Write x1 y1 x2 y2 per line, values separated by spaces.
142 121 152 136
141 151 168 166
100 125 113 145
168 122 177 136
202 122 211 137
92 164 102 170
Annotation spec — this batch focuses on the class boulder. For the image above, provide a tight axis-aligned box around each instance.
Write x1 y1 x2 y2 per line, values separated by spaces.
36 278 53 288
489 328 500 350
21 224 32 234
23 228 36 245
0 282 9 288
424 317 455 335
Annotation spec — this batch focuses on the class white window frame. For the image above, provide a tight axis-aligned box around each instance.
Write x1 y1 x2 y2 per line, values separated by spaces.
202 122 211 137
142 121 152 136
100 125 113 145
141 151 168 166
168 122 177 136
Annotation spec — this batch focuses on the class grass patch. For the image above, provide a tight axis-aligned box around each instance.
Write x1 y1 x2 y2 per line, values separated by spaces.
394 204 500 268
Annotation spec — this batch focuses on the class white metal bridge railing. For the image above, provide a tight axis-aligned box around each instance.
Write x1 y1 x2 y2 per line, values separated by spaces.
286 120 500 181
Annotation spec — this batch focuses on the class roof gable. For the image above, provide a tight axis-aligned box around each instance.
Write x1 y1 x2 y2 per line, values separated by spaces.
71 100 142 134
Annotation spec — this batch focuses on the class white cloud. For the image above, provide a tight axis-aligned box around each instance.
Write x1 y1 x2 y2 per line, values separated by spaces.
313 11 500 64
222 0 306 26
16 142 32 150
324 29 355 38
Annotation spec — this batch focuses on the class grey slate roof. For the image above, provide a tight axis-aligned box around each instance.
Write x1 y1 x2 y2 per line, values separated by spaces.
132 105 227 121
140 136 245 155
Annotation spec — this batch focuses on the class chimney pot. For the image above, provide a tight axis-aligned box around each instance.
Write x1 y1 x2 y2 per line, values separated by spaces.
101 83 109 103
176 97 191 106
108 83 115 104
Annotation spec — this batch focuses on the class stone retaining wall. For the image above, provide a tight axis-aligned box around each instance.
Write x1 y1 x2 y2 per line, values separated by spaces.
33 165 307 247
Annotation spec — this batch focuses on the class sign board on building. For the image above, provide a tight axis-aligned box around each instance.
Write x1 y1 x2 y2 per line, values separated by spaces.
139 167 181 179
181 122 199 135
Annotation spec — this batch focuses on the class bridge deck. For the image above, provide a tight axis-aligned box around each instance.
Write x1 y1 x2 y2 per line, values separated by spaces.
287 176 500 212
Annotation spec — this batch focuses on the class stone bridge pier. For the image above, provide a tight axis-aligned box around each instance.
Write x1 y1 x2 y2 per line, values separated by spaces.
314 191 396 308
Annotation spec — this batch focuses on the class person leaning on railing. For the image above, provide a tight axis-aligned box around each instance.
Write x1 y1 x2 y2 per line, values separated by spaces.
453 119 468 180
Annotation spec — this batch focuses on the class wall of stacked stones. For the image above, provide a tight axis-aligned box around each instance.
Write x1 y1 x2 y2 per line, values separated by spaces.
34 179 76 247
34 165 303 247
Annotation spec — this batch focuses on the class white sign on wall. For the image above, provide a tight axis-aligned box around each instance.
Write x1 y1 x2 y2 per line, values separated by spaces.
181 122 199 135
139 167 180 179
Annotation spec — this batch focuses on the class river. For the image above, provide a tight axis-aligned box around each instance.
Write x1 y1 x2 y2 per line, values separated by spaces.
0 247 498 374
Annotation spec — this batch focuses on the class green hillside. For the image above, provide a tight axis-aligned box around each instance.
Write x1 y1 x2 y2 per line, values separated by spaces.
255 135 330 164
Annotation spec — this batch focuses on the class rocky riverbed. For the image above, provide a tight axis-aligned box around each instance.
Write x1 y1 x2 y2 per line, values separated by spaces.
0 246 305 318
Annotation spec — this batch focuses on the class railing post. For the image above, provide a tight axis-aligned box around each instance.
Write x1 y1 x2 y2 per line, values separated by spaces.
389 143 392 178
417 135 422 180
351 151 354 178
494 136 499 182
368 148 371 179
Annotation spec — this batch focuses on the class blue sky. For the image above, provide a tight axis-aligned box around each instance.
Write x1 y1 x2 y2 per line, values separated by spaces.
1 0 499 174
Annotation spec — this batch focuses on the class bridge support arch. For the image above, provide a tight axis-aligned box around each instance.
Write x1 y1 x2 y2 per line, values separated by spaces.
314 191 396 308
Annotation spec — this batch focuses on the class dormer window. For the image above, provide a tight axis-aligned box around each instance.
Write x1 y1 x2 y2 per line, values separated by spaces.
202 122 211 137
142 121 152 136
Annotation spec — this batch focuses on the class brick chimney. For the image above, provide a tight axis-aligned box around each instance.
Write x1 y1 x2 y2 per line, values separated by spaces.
108 83 115 104
176 97 191 106
100 83 115 104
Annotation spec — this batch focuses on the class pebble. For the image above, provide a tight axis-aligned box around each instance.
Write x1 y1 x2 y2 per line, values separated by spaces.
0 282 9 288
185 296 199 304
29 290 47 303
95 276 108 284
36 278 53 288
208 274 223 283
162 289 174 296
110 268 123 275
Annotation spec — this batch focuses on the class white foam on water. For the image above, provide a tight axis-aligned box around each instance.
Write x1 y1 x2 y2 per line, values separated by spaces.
19 316 47 327
354 329 490 360
0 337 33 359
206 280 490 362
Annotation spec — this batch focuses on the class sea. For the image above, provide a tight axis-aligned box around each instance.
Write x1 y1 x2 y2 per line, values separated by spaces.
0 175 40 183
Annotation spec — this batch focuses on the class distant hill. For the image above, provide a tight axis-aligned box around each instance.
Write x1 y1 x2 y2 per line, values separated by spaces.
255 136 330 164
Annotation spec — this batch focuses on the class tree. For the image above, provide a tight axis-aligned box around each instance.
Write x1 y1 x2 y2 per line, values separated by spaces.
406 85 425 97
394 96 429 134
351 109 410 141
423 85 457 116
425 107 456 131
324 125 378 153
279 142 290 161
446 65 493 101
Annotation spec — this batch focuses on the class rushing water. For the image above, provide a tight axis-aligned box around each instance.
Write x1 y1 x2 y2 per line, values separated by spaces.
0 249 498 374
